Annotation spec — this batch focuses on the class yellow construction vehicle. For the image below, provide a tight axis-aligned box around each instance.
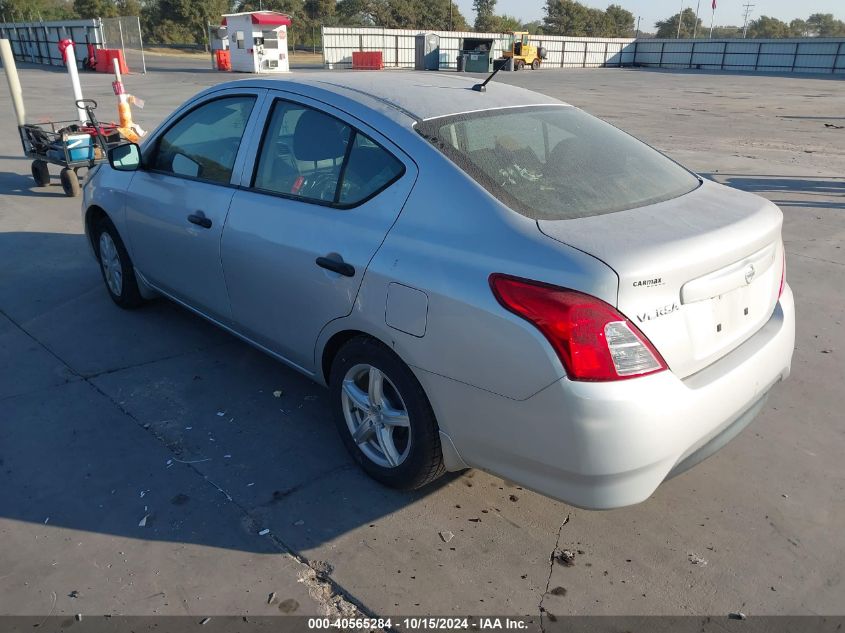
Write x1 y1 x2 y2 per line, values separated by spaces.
501 32 547 70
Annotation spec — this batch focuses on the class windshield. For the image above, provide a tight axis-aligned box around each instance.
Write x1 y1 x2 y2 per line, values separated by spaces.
417 106 700 220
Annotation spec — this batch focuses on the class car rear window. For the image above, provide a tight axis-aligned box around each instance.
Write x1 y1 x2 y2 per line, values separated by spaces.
417 106 700 220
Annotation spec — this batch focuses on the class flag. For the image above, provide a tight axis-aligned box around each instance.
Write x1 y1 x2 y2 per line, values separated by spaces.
712 0 717 9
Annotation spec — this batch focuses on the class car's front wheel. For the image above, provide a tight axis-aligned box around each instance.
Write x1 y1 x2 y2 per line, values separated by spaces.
94 216 145 309
329 336 445 490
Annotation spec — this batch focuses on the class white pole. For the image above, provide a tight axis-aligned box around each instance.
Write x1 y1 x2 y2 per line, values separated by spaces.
112 55 122 83
62 40 87 122
709 5 715 38
693 0 701 38
137 16 146 74
677 1 684 38
0 38 26 126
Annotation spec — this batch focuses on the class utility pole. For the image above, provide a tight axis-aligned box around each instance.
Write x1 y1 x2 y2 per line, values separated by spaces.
676 1 684 38
692 0 701 38
635 16 641 38
741 3 754 38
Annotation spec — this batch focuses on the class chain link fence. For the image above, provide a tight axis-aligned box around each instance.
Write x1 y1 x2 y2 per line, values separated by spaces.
100 16 146 74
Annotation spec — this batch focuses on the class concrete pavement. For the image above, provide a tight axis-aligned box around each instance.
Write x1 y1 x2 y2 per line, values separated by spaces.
0 59 843 618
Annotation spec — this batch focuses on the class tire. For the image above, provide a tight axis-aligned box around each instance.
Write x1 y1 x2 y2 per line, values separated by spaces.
31 160 50 187
60 168 80 197
515 60 523 71
329 336 445 491
93 216 145 309
531 58 541 70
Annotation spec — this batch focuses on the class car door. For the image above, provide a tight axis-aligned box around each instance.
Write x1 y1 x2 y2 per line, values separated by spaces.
123 89 265 322
221 94 417 372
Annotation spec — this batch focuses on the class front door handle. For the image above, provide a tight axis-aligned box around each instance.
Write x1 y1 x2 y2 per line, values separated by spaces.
187 211 212 229
316 256 355 277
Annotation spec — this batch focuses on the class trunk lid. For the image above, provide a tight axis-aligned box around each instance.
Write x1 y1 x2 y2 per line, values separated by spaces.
538 179 784 379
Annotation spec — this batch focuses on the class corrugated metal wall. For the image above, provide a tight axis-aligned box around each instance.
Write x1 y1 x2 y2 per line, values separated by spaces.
633 38 845 73
323 27 845 74
322 27 634 70
0 19 102 67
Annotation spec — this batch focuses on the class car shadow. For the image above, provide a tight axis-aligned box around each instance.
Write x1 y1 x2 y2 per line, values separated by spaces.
701 173 845 210
0 231 457 555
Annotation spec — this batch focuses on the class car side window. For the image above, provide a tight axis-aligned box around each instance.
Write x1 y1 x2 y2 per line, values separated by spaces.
151 96 256 185
253 100 404 206
254 101 351 203
339 134 405 205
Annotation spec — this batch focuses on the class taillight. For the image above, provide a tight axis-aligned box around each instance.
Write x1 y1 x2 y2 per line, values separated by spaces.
778 251 786 299
489 274 668 382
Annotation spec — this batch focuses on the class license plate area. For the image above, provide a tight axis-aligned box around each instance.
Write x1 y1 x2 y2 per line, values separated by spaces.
684 280 772 362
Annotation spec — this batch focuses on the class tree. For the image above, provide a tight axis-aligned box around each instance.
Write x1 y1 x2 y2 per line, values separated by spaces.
417 0 468 31
543 0 612 36
654 8 701 38
709 25 740 38
370 0 416 28
490 14 522 32
116 0 141 16
473 0 497 32
544 0 591 35
523 19 545 35
73 0 118 18
605 4 634 37
0 0 76 20
148 0 228 49
335 0 372 25
789 18 809 37
304 0 334 22
746 15 789 38
806 13 845 37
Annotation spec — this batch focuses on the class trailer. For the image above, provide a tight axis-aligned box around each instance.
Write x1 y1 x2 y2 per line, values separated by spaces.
19 99 121 197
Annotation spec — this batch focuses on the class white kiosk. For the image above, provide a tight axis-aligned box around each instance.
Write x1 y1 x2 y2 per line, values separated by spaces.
221 11 291 73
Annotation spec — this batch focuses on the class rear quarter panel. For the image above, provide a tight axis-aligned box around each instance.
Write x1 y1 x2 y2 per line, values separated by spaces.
317 136 619 402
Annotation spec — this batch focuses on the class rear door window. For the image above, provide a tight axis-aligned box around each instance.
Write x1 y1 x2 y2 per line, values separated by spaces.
253 100 404 206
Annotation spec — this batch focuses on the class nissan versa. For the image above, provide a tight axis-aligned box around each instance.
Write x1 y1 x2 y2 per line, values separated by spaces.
82 73 795 509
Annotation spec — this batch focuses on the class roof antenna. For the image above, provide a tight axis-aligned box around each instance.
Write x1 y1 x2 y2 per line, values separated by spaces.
472 58 509 93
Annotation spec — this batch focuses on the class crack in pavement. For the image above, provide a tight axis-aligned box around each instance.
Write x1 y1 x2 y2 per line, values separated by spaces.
538 514 570 632
0 305 371 618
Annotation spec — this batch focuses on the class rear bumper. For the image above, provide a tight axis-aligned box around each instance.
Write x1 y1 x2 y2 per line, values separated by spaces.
419 283 795 509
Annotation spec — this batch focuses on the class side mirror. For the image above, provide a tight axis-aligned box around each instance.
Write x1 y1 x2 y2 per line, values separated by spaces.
108 143 141 172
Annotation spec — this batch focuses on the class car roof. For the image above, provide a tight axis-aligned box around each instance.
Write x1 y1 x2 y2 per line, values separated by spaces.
221 71 568 122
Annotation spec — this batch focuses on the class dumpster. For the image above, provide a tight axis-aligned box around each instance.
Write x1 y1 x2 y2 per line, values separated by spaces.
464 50 493 73
460 37 495 73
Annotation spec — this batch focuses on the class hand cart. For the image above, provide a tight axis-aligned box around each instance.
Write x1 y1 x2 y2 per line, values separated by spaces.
18 99 122 197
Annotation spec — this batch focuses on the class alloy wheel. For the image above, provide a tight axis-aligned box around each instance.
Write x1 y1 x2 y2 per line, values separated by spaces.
99 231 123 296
341 363 411 468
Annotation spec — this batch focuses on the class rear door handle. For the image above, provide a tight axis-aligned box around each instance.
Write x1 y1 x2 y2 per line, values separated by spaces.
187 211 212 229
316 256 355 277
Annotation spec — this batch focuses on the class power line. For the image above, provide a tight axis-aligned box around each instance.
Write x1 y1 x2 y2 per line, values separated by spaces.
741 3 755 38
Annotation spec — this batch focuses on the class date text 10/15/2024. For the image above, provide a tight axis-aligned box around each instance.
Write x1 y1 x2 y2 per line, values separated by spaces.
308 618 531 630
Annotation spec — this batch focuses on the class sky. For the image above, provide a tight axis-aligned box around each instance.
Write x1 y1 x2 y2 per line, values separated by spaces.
454 0 845 31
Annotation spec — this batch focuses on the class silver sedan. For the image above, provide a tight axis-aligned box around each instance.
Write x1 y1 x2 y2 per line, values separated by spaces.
82 72 795 509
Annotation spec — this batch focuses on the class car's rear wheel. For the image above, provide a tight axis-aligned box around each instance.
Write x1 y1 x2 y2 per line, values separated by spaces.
94 216 145 309
329 336 445 490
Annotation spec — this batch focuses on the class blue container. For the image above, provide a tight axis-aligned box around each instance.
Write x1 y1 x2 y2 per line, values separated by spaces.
64 134 93 162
